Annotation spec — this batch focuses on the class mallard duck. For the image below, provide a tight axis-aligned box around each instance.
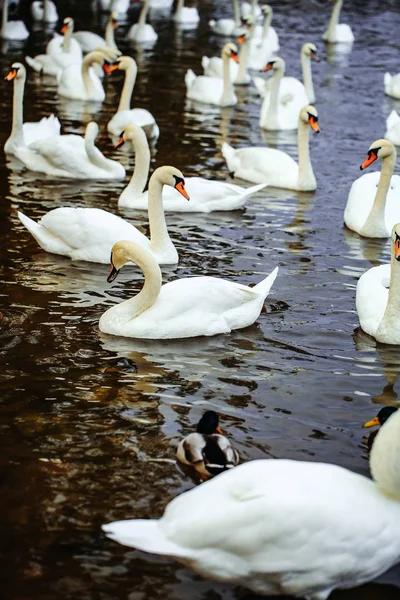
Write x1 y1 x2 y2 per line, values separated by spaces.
363 406 398 450
176 411 239 480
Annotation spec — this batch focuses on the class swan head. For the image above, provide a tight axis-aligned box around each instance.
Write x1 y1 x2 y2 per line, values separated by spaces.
110 11 118 29
222 43 239 64
261 56 285 73
114 123 147 150
85 47 121 74
107 241 157 283
302 42 318 61
150 166 190 201
4 62 25 82
261 5 273 16
391 224 400 263
107 55 137 74
196 411 223 435
363 406 398 451
369 403 400 499
360 139 395 171
300 105 320 133
61 17 74 34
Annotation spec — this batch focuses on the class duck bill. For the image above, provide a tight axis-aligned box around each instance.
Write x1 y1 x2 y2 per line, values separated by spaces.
175 181 190 200
107 264 119 283
363 417 380 428
309 116 320 133
5 69 17 81
360 152 377 170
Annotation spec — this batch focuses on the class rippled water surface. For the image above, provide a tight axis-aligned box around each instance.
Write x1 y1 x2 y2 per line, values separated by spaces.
1 0 400 598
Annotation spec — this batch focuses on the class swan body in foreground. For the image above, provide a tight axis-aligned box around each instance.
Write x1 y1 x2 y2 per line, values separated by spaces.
177 411 239 480
4 63 61 155
344 139 400 238
127 0 158 43
258 57 309 131
385 111 400 146
186 43 239 107
322 0 354 43
223 105 319 191
103 407 400 599
73 11 119 53
173 0 200 25
57 48 120 101
12 122 125 179
357 224 400 345
31 0 58 22
117 124 269 211
19 166 186 265
99 240 278 339
384 72 400 100
107 56 159 140
0 0 29 40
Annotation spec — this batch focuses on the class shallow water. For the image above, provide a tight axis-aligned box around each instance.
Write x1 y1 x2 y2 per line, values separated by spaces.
1 0 400 598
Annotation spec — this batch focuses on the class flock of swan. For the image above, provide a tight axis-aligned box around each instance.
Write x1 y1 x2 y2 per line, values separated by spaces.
3 0 400 599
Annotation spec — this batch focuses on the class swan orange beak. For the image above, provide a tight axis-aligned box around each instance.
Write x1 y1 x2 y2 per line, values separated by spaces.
237 34 246 44
360 150 378 170
112 18 118 29
363 417 380 428
261 62 274 72
114 134 125 149
5 68 18 81
311 51 319 62
60 24 68 33
103 62 119 76
308 115 320 133
175 181 190 200
395 237 400 261
230 50 239 63
216 427 223 434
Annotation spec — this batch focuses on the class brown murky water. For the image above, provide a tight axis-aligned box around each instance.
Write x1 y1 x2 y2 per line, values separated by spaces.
1 0 400 598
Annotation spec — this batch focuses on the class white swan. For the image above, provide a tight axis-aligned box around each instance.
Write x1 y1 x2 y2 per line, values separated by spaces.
57 48 120 102
222 105 319 191
258 57 309 131
100 0 129 13
173 0 200 25
4 63 60 155
45 17 83 61
11 121 125 180
107 56 159 140
117 124 269 211
99 240 278 339
185 43 239 107
18 166 187 265
201 54 239 80
247 5 279 70
103 407 400 599
241 0 261 20
357 224 400 345
384 72 400 100
254 43 318 105
0 0 29 40
31 0 58 22
127 0 158 43
385 111 400 146
209 0 241 36
344 139 400 238
322 0 354 44
73 11 119 54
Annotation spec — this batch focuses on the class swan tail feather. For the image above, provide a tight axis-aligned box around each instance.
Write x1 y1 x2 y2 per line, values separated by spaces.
253 267 279 300
185 69 196 91
221 142 237 173
102 519 189 558
18 212 71 256
201 56 210 71
25 55 43 73
240 182 269 198
386 110 400 129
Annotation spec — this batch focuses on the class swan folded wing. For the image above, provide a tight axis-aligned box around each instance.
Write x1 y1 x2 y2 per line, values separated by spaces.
23 115 61 146
187 76 224 104
356 264 390 338
27 137 93 177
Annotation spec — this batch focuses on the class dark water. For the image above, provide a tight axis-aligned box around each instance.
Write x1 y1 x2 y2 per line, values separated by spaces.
1 0 400 598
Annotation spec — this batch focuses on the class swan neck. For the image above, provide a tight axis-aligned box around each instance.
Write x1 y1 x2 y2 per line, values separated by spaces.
138 0 149 26
362 153 396 236
250 0 258 20
301 52 315 104
82 55 99 96
1 0 8 33
370 409 400 500
148 179 174 254
85 130 110 171
232 0 241 27
236 38 250 82
261 11 272 39
221 52 234 105
264 67 282 128
62 24 72 52
175 0 184 16
44 0 50 20
118 62 137 112
125 134 150 197
327 0 342 40
105 17 117 49
297 119 315 190
9 74 25 148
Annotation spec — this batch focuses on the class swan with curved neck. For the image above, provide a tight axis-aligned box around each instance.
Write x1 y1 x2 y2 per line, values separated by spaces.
1 0 29 40
186 43 239 107
173 0 199 25
127 0 158 43
259 57 309 130
4 63 61 155
18 166 185 265
357 223 400 345
57 47 121 101
247 5 279 67
222 105 320 191
99 239 278 339
116 124 268 211
235 24 254 85
322 0 354 44
107 56 159 139
31 0 58 23
344 139 400 238
73 11 119 53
